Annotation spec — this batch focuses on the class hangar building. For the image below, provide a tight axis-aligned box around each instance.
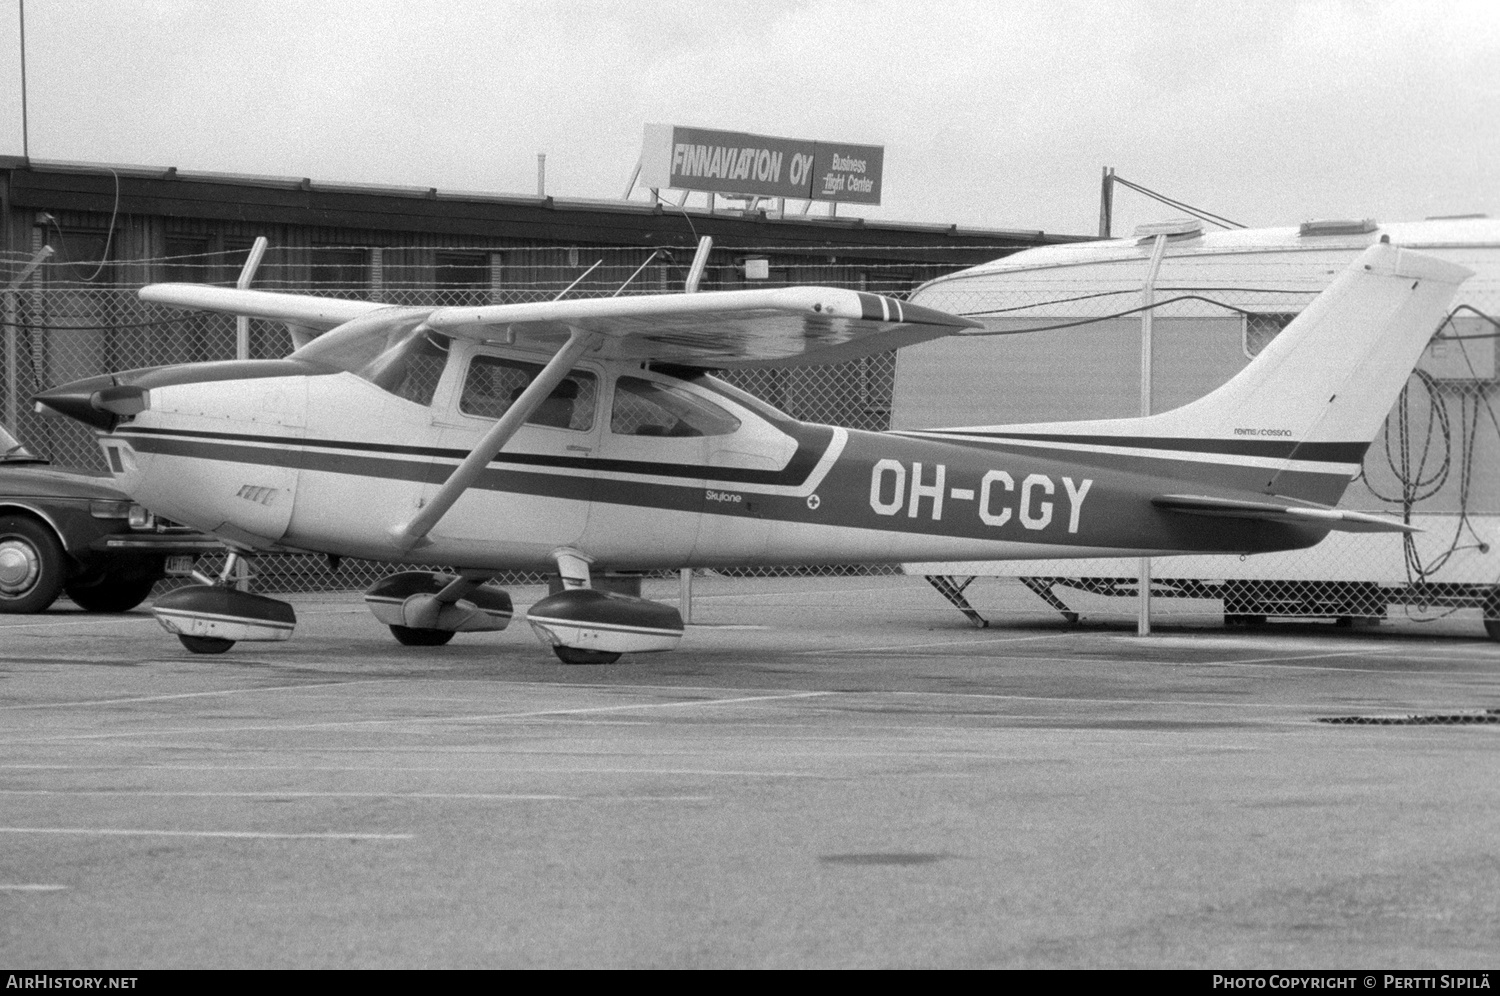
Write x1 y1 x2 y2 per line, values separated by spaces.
0 156 1088 465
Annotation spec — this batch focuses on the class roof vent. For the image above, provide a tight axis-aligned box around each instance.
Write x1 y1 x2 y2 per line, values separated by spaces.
1133 218 1204 241
1299 218 1378 237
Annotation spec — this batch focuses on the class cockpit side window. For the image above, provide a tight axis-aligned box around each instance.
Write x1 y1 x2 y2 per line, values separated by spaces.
460 356 597 431
610 377 742 437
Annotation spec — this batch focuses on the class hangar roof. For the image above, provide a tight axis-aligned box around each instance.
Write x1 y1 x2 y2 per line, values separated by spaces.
0 156 1091 264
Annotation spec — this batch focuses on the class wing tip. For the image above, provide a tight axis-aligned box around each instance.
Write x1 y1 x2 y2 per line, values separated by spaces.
852 292 981 329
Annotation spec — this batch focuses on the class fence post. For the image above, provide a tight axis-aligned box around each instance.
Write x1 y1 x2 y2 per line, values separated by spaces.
5 245 53 429
1137 232 1170 636
234 237 268 361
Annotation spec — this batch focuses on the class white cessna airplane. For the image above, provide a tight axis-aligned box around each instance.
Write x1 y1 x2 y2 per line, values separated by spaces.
36 240 1467 662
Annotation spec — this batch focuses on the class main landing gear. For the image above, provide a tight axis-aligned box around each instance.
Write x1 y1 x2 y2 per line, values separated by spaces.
363 571 514 645
152 550 296 654
523 549 684 665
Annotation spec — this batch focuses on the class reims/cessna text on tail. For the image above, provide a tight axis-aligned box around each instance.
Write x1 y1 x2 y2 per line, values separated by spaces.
36 241 1469 662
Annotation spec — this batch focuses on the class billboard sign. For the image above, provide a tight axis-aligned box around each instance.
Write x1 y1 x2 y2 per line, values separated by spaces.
639 124 883 205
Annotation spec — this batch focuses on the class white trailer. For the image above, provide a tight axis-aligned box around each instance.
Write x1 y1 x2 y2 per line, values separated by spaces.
898 218 1500 633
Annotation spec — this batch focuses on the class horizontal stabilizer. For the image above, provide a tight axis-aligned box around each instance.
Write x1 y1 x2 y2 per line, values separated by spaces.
1153 494 1418 534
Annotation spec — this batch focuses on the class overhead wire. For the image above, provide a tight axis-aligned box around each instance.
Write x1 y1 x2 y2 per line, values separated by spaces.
1110 175 1247 230
43 168 121 283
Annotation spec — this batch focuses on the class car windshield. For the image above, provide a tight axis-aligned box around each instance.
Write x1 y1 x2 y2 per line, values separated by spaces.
0 423 40 462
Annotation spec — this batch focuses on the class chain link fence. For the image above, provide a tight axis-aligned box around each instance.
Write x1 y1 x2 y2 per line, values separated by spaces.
902 245 1500 627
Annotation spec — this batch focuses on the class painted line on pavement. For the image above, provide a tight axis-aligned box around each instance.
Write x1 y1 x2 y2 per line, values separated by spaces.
0 690 835 744
0 789 577 801
0 679 398 711
796 632 1076 655
0 827 411 840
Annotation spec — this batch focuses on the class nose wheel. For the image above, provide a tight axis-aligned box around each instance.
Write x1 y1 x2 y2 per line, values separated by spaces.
153 550 296 654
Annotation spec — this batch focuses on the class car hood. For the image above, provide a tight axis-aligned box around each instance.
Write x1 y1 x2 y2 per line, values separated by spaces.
0 463 125 501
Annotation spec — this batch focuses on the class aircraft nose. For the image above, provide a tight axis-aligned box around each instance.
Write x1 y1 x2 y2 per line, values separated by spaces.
34 376 149 431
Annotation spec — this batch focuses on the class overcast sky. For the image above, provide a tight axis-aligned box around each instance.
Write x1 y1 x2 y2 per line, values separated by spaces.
1 0 1495 238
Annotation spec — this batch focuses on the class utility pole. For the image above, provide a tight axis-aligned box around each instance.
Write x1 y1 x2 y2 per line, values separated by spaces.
1098 166 1114 238
19 0 29 161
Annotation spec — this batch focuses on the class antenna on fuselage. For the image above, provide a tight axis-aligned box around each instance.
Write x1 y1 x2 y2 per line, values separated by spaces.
683 236 712 294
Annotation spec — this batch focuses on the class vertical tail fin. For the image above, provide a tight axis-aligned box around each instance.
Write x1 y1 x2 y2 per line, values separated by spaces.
1147 242 1469 453
935 242 1472 504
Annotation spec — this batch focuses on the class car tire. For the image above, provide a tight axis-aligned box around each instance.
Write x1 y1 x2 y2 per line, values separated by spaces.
0 515 67 614
65 573 158 613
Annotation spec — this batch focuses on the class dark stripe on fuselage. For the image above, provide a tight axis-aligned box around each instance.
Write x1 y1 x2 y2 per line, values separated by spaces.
905 430 1370 464
116 423 835 489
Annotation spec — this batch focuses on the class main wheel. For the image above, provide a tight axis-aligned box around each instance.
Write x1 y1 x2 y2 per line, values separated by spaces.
553 646 622 665
66 574 158 613
0 515 66 614
389 624 455 646
179 634 234 654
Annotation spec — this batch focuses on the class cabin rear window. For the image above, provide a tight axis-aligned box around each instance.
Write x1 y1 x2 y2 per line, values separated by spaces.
460 356 597 431
610 377 741 437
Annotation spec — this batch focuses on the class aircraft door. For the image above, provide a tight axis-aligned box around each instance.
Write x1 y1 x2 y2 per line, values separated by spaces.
425 352 599 556
584 374 736 567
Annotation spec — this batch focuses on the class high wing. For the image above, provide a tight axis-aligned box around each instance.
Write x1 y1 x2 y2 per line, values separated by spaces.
420 287 982 367
140 284 388 339
1152 495 1418 534
140 283 982 368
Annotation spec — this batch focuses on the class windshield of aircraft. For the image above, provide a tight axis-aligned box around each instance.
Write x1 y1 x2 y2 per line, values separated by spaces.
0 423 39 462
290 309 451 405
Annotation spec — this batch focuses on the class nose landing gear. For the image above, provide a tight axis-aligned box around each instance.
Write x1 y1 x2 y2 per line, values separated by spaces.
152 550 296 654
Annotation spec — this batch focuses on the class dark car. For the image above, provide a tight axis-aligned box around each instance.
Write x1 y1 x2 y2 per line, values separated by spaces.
0 422 219 613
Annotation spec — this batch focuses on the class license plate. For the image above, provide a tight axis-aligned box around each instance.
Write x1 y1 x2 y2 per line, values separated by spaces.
165 555 197 576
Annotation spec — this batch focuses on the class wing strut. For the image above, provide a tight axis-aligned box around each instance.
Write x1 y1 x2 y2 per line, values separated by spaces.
388 327 599 551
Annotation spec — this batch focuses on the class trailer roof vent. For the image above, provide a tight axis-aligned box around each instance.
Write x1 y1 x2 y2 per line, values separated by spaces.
1299 218 1379 237
1133 218 1204 242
